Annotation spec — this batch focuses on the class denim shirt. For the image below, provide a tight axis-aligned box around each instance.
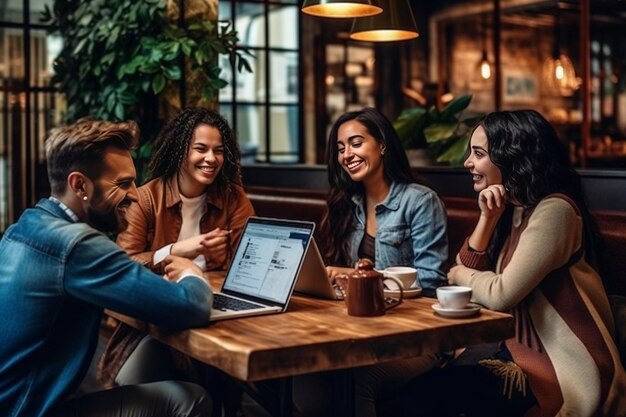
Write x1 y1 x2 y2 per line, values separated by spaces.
347 181 448 295
0 199 213 417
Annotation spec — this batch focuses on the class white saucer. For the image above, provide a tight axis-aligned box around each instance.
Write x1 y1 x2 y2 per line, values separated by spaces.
432 302 481 318
384 287 422 299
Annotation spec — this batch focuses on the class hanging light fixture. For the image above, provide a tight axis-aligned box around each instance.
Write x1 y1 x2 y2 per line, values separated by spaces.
542 15 578 96
301 0 382 18
350 0 418 42
477 13 492 80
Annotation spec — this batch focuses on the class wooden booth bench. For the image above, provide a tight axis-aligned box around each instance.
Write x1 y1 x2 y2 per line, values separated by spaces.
246 186 626 364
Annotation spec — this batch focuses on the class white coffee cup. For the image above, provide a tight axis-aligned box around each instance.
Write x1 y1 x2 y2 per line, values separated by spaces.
383 266 418 290
436 286 472 309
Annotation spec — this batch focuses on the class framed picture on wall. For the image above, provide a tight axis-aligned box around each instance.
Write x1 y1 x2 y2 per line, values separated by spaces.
503 71 539 104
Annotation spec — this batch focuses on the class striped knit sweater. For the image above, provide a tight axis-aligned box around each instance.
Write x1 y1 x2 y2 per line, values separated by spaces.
453 195 626 417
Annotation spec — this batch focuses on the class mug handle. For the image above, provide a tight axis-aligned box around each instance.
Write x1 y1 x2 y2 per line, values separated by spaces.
383 276 404 310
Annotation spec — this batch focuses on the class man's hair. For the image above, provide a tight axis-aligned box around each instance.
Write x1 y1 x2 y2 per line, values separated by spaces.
45 118 139 195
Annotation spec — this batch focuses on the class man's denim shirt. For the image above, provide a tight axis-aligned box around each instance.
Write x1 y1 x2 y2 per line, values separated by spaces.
0 199 212 417
347 181 448 295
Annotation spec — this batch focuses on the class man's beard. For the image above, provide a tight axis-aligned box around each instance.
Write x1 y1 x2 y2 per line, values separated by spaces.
87 205 128 234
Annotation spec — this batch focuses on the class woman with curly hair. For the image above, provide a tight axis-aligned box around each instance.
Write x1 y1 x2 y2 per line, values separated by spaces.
98 107 254 387
294 108 448 417
401 110 626 417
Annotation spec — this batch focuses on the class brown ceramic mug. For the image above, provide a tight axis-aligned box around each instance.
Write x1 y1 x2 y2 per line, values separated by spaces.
335 259 403 317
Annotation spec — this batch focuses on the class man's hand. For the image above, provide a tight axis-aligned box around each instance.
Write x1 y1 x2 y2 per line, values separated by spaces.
162 255 203 281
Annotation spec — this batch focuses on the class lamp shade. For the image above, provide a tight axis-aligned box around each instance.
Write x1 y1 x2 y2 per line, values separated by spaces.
301 0 382 18
350 0 418 42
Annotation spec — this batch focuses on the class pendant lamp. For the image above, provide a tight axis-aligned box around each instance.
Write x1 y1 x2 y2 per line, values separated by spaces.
477 14 492 80
542 16 578 96
301 0 382 18
350 0 418 42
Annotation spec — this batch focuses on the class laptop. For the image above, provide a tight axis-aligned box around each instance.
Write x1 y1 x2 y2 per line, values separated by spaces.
295 238 343 300
210 216 315 321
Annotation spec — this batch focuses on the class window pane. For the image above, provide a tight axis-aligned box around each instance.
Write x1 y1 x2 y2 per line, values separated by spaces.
235 2 265 48
1 28 25 82
28 0 54 23
236 104 266 163
218 53 234 102
0 0 56 24
0 92 26 230
237 50 266 103
218 0 232 21
268 5 298 49
270 51 298 103
219 104 233 127
30 30 62 87
30 91 62 163
1 0 23 23
269 105 299 163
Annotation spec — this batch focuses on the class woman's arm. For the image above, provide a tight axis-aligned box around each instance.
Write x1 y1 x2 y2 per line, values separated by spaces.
408 189 449 293
116 193 156 268
449 197 583 311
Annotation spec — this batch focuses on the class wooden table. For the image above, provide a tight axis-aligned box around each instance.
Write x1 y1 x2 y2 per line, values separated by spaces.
108 272 514 415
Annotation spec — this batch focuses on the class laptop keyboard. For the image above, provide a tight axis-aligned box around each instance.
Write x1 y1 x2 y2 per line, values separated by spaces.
213 293 264 311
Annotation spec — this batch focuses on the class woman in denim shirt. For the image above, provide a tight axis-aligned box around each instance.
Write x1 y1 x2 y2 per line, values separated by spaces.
294 108 448 417
320 107 448 296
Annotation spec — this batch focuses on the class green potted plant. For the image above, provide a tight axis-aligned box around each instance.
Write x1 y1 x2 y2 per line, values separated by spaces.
393 95 482 166
42 0 251 178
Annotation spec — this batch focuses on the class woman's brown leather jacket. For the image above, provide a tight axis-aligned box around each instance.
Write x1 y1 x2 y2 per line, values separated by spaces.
116 176 255 273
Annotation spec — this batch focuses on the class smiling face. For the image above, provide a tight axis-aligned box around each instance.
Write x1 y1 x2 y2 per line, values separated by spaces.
464 125 503 192
179 123 224 198
336 119 385 186
85 147 138 233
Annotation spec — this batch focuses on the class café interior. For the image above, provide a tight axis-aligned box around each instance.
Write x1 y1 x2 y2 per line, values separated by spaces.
1 0 626 416
0 0 625 230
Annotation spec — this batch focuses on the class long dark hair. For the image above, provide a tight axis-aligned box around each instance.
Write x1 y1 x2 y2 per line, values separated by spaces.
481 110 601 265
319 107 415 265
148 107 242 194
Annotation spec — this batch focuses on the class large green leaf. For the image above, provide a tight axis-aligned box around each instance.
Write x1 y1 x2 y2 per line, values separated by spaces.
436 132 470 166
151 73 165 94
162 65 181 80
440 95 472 119
393 107 426 138
424 122 458 143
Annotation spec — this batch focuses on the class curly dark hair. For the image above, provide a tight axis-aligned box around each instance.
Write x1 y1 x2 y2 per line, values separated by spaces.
480 109 601 265
319 107 416 265
147 107 242 194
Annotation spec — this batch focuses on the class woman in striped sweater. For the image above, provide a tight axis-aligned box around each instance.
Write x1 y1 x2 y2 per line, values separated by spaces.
402 110 626 417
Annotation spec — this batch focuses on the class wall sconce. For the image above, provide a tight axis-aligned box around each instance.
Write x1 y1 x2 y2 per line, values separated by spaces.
301 0 382 18
350 0 418 42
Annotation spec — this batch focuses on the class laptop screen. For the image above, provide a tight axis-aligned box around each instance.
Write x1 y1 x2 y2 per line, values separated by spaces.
222 217 315 304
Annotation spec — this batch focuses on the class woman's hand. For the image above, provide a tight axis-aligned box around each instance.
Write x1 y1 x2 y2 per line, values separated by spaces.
162 255 204 281
326 266 355 283
467 184 508 252
447 264 465 285
478 184 508 219
198 228 231 262
171 228 231 260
